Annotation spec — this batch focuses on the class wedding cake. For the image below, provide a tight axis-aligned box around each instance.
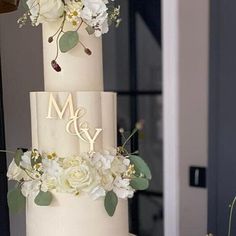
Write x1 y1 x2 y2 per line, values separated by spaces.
27 21 130 236
6 1 151 236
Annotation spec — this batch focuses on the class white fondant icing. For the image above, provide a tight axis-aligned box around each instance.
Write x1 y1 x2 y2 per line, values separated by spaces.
26 193 130 236
42 22 104 92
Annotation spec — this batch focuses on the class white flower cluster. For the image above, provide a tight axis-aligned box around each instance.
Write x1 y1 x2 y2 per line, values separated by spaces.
26 0 119 37
7 150 135 201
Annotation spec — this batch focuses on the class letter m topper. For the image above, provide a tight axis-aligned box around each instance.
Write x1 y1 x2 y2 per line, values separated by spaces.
47 93 75 119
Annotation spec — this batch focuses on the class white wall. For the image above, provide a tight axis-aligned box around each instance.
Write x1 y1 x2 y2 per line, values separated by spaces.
163 0 209 236
0 8 43 236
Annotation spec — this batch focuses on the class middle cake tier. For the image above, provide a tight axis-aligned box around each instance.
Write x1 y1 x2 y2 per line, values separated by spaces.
30 92 117 155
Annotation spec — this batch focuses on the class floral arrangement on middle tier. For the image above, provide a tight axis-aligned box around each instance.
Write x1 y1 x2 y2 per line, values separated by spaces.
7 146 151 216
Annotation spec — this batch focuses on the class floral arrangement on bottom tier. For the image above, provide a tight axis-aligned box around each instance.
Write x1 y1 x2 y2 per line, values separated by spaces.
6 127 151 216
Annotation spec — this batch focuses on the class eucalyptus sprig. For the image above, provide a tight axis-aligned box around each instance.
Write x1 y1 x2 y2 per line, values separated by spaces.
49 16 93 72
103 121 152 217
228 196 236 236
119 120 144 149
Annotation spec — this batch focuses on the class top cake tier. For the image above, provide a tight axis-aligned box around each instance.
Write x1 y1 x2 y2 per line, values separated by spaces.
43 22 104 92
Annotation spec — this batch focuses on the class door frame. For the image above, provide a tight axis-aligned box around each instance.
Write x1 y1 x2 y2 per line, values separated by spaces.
163 0 209 235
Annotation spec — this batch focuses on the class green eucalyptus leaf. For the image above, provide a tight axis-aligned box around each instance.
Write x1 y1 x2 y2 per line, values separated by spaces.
21 0 29 10
7 187 26 213
129 155 152 180
130 177 149 190
104 191 118 217
14 149 24 166
34 191 53 206
85 26 95 35
59 31 79 53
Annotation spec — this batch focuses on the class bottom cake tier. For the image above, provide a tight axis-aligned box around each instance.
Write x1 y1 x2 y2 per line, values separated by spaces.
26 193 130 236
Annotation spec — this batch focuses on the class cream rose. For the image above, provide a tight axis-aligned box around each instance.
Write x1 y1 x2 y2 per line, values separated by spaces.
60 160 99 194
27 0 65 25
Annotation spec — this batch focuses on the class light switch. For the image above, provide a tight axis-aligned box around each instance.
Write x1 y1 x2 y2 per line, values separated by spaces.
189 166 207 188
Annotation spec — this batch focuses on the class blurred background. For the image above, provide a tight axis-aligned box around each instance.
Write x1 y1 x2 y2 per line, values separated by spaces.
103 1 162 235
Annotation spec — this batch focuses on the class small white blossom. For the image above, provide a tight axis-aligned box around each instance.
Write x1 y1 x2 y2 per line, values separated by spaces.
123 158 130 167
90 186 106 200
42 158 62 177
20 151 32 170
65 0 84 27
113 177 134 199
91 152 114 170
21 180 41 197
81 0 109 37
7 160 27 181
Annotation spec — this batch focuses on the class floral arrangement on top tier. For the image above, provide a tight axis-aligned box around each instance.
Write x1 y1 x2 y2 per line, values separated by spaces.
18 0 121 72
6 123 151 216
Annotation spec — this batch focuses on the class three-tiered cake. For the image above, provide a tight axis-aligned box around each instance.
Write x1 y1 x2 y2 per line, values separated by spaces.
7 2 151 235
27 22 130 236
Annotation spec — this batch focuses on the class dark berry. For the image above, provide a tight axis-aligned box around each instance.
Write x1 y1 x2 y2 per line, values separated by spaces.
48 37 53 43
51 60 61 72
84 48 92 56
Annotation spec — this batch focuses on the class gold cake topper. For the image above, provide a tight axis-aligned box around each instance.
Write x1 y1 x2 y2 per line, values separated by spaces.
46 93 102 152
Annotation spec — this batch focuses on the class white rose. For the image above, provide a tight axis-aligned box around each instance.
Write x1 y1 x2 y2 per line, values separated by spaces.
27 0 65 25
21 180 41 198
113 177 134 199
60 160 99 194
81 0 109 37
90 186 106 200
7 160 27 181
